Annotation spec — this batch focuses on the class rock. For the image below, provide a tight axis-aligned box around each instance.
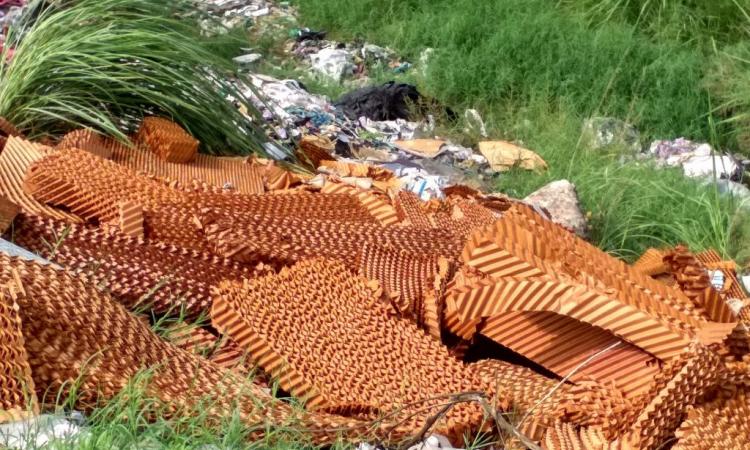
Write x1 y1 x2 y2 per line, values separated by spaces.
0 415 82 450
714 179 750 206
581 117 641 153
682 154 740 179
523 180 589 237
464 109 488 137
310 48 355 81
232 53 263 65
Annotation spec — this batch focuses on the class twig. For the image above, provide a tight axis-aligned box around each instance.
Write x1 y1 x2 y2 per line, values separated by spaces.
518 341 621 427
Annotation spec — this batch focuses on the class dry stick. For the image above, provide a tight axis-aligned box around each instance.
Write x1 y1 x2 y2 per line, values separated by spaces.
518 341 622 428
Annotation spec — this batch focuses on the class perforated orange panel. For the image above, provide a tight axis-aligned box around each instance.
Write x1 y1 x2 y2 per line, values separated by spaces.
136 117 198 163
0 289 37 423
211 258 491 440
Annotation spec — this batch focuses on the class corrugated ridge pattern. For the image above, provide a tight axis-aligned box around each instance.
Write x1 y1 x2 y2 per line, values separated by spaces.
395 191 433 228
0 137 81 222
110 144 265 195
673 388 750 450
210 258 491 440
452 278 693 360
11 214 255 317
632 248 669 276
0 254 373 443
480 311 659 397
136 117 198 163
0 288 37 423
118 200 144 239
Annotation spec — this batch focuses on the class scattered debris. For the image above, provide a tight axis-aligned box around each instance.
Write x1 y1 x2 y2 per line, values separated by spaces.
581 116 641 153
478 140 547 172
523 179 589 237
394 139 446 159
335 82 423 121
648 138 742 179
0 414 83 450
310 47 355 81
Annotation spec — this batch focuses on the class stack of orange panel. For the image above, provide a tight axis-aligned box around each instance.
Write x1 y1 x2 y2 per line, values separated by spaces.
10 213 256 317
0 288 37 422
0 253 375 444
211 258 491 441
135 117 199 163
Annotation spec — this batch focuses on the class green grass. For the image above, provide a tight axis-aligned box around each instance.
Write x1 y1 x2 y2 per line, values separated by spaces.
288 0 748 261
0 0 275 156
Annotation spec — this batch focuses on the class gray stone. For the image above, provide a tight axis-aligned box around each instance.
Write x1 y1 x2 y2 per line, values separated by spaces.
523 180 589 237
0 415 82 449
310 48 355 81
232 53 263 65
581 117 641 153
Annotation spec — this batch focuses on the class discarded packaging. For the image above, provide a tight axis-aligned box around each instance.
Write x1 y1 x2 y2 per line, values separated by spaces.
478 140 547 172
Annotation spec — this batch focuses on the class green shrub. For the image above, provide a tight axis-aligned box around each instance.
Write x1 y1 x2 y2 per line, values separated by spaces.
0 0 274 156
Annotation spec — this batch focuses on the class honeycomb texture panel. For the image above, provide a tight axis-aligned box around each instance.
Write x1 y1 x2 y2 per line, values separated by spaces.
0 254 374 444
136 117 198 163
118 200 144 239
1 137 81 222
56 128 113 159
673 387 750 450
11 214 255 317
211 258 491 440
0 289 37 423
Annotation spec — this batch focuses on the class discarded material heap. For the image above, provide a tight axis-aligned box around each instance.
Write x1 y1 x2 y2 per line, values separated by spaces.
0 119 747 449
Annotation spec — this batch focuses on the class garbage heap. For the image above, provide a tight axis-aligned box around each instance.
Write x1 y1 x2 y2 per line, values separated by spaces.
0 119 748 450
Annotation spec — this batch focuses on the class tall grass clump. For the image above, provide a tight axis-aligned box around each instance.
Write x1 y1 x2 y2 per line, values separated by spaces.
296 0 713 142
559 0 750 45
0 0 274 156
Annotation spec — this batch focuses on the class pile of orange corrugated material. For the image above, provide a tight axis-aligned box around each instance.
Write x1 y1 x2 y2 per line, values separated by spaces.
0 118 748 449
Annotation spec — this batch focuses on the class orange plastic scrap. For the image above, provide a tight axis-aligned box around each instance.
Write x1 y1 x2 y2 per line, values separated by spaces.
109 144 265 195
211 258 492 441
25 148 189 223
673 387 750 450
542 423 622 450
663 246 737 323
632 248 670 276
0 195 19 233
451 277 693 361
201 211 464 267
395 190 434 228
357 242 451 323
506 206 705 323
624 343 725 450
0 137 81 223
261 161 301 191
118 200 144 239
0 288 37 423
0 254 370 444
479 311 660 398
471 359 634 442
56 128 113 159
11 214 255 317
136 117 198 163
319 160 395 182
296 135 334 170
321 181 400 225
695 248 746 301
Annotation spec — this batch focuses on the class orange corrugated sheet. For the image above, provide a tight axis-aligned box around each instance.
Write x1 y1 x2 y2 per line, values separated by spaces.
673 387 750 450
0 253 373 443
10 213 256 317
0 196 19 233
211 258 491 440
1 137 81 222
136 117 198 163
